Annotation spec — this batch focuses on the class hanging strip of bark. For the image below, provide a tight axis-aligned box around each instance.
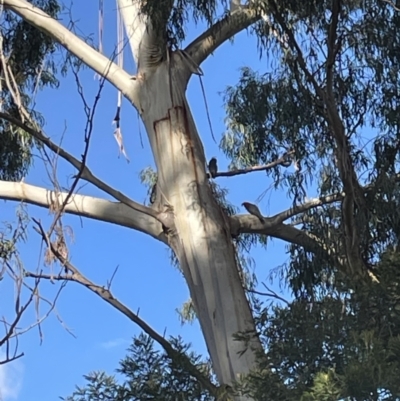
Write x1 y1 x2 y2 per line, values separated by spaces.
94 0 104 80
113 0 129 162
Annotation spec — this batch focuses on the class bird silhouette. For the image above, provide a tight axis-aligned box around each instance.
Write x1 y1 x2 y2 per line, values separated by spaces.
208 157 218 178
242 202 265 223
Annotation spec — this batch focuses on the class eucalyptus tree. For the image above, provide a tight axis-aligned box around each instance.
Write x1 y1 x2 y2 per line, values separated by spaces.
0 0 61 364
0 0 60 179
1 0 400 399
63 249 400 400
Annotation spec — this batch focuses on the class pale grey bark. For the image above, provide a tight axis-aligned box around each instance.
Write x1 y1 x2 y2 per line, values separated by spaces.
129 54 261 390
0 181 165 242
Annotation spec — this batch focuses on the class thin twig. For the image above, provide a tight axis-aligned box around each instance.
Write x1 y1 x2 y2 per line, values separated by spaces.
199 75 216 144
0 112 161 223
46 63 107 238
28 219 218 397
247 286 290 306
211 151 295 178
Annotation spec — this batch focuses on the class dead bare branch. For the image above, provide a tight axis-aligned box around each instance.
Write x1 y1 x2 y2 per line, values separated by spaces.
107 265 119 290
247 284 290 306
27 219 218 397
210 152 295 178
0 284 33 364
46 62 107 239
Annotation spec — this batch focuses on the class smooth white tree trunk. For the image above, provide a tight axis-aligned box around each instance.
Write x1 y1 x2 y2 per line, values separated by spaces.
116 2 263 389
138 59 261 387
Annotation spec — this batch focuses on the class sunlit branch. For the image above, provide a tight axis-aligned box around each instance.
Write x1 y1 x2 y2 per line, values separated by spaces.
117 0 168 73
3 0 138 106
0 112 161 223
0 181 166 243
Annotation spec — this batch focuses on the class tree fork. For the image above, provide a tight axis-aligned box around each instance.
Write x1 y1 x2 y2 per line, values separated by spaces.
2 0 264 396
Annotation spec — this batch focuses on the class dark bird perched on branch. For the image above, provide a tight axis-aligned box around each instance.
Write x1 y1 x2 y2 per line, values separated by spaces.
281 151 292 167
208 157 218 178
242 202 265 223
150 182 157 204
149 176 158 205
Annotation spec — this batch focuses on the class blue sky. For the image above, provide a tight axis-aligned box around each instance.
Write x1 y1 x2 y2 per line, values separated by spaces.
0 2 298 400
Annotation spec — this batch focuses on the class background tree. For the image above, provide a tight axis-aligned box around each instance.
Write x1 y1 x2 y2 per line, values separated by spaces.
1 0 400 399
61 248 400 401
0 0 61 365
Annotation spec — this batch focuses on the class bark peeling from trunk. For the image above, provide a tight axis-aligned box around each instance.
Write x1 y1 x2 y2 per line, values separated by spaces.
137 54 261 388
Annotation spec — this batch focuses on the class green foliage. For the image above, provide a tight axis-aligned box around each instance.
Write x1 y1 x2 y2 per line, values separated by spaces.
221 0 400 292
60 372 122 401
65 250 400 401
237 248 400 401
2 0 60 90
62 333 214 401
0 205 29 262
0 124 32 181
139 166 158 205
141 0 229 48
218 2 400 399
0 0 61 180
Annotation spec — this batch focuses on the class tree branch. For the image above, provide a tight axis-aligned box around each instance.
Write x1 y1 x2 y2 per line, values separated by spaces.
270 0 368 277
26 220 217 397
0 276 38 364
0 111 162 223
3 0 138 105
383 0 400 11
248 284 290 305
0 181 166 243
267 1 324 100
211 153 295 178
231 214 344 270
185 7 259 67
46 63 106 239
232 191 344 231
270 192 344 224
326 0 340 89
